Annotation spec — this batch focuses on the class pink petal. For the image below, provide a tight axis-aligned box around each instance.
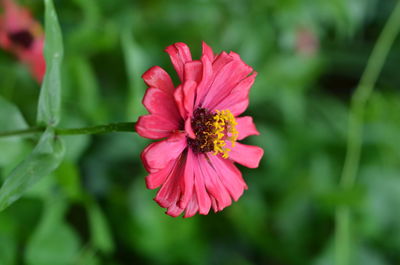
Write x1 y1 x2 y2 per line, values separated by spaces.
145 161 175 189
210 197 218 213
142 87 180 122
136 114 180 140
184 193 199 218
228 51 242 61
154 156 186 208
236 116 260 140
173 85 186 119
165 42 192 81
142 66 175 93
184 60 202 83
215 72 257 116
193 156 211 215
185 118 196 139
229 142 264 168
212 51 234 73
208 154 247 201
1 0 34 32
202 41 214 62
198 154 232 211
183 80 197 115
141 132 187 172
202 60 253 109
179 149 195 209
166 203 184 217
155 176 181 208
194 55 213 107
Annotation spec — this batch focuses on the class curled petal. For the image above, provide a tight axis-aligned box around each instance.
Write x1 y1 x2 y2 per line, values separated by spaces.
165 42 192 81
142 66 174 93
202 41 214 62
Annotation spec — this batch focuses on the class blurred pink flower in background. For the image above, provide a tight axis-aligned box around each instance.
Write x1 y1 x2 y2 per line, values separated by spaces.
0 0 45 83
296 27 319 56
136 42 264 218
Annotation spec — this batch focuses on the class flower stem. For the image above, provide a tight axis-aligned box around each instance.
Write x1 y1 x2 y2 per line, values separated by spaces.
335 2 400 265
0 122 136 138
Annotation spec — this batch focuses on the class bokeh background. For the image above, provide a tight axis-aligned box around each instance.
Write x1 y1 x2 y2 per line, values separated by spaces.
1 0 400 264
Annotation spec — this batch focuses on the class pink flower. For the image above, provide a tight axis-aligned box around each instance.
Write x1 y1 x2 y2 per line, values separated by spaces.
136 42 264 218
0 0 45 83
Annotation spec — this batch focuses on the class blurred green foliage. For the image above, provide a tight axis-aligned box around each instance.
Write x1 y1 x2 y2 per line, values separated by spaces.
0 0 400 264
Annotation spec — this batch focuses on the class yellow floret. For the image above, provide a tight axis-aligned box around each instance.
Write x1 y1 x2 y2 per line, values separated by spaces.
210 109 238 158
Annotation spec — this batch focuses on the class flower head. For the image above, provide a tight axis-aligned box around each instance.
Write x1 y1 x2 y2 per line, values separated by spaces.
0 0 45 82
136 42 264 217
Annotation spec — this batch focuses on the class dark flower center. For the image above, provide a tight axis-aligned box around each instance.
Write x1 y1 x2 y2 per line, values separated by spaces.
187 107 238 158
8 30 34 50
187 108 215 154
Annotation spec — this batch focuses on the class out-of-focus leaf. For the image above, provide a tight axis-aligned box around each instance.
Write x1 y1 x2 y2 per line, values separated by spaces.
121 28 146 120
69 0 100 52
25 199 80 265
69 57 104 123
37 0 64 126
75 247 100 265
128 177 206 265
0 96 28 131
0 212 17 265
0 129 65 211
0 96 29 167
88 200 114 254
55 161 82 200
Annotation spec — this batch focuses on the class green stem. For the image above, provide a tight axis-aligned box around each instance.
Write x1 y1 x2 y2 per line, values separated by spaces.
0 122 136 138
335 2 400 265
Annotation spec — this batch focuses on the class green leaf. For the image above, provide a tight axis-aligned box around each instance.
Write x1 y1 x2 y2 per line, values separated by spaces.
0 96 29 167
88 200 114 254
25 198 80 265
69 57 104 123
37 0 64 126
0 96 28 131
121 28 146 120
0 129 65 211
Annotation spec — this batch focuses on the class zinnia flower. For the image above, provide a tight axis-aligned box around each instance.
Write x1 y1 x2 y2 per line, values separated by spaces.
136 42 264 217
0 0 45 82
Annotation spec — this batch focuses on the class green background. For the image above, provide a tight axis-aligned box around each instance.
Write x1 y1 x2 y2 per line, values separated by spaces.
0 0 400 264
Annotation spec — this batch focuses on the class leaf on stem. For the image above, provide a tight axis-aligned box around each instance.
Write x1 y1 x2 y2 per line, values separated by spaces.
0 128 65 211
37 0 64 126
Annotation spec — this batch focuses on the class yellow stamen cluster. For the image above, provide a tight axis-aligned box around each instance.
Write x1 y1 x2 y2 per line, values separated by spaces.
189 108 238 158
210 110 238 158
